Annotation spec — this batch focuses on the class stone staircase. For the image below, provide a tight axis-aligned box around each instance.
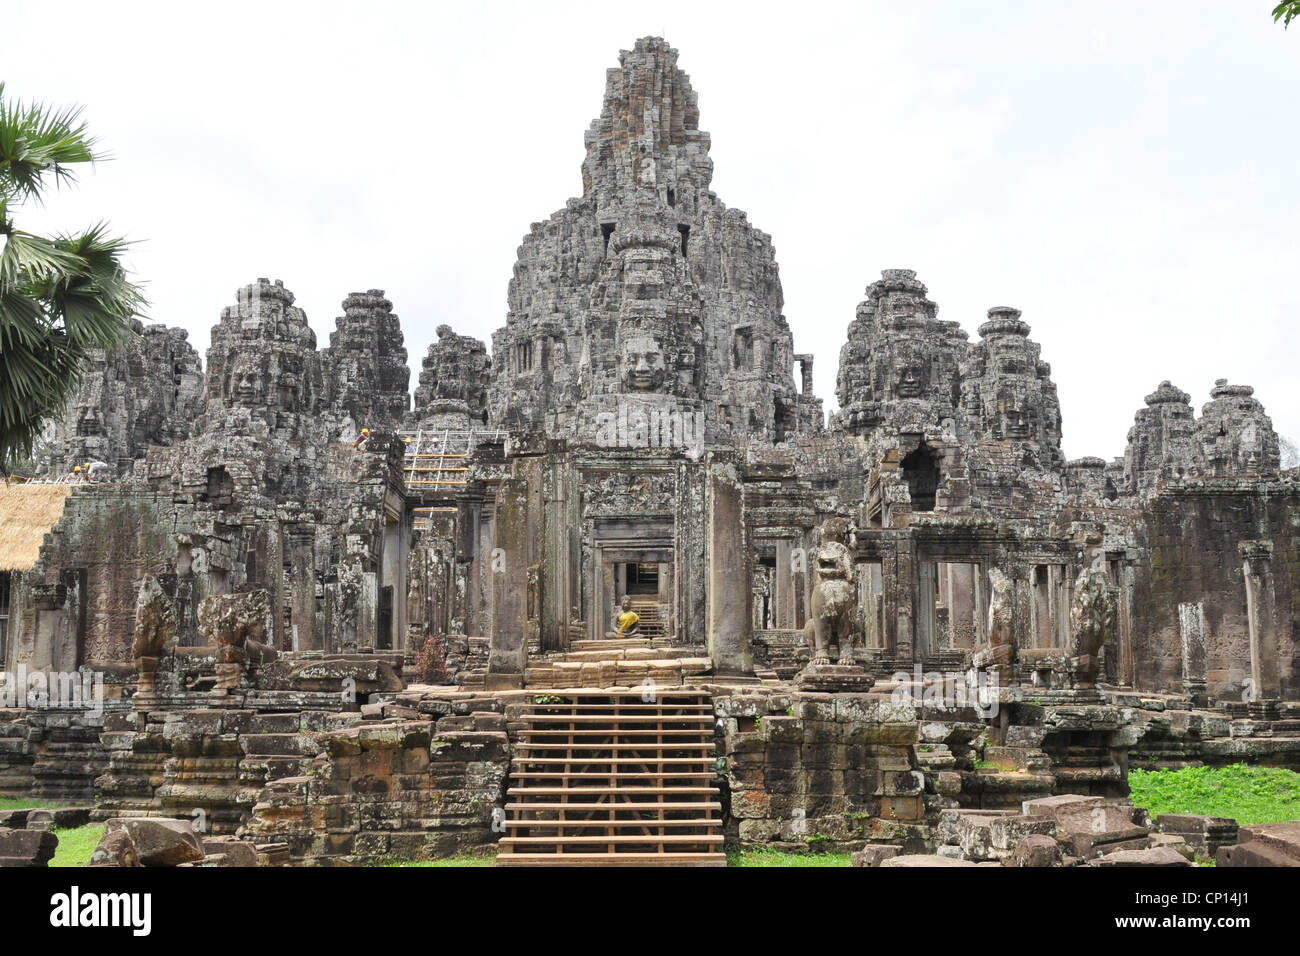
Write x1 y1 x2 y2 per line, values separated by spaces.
625 598 665 640
496 689 726 866
524 637 711 689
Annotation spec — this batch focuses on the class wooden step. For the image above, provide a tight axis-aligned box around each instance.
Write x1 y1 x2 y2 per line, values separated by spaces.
521 728 714 737
500 835 724 847
511 771 715 780
498 691 723 866
506 786 717 797
515 743 715 752
496 852 727 867
522 714 715 723
512 756 717 766
506 801 721 813
505 817 722 828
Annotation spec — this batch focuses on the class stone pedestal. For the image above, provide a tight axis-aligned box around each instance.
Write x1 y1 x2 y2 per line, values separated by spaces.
795 663 874 693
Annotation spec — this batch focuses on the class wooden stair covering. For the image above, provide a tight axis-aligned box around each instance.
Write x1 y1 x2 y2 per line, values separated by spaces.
497 689 725 866
626 599 665 639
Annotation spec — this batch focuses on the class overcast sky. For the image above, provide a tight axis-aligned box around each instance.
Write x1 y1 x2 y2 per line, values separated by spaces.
5 1 1297 460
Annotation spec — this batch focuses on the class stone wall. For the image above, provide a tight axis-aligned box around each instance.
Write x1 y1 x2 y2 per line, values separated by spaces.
1134 478 1300 699
716 691 934 850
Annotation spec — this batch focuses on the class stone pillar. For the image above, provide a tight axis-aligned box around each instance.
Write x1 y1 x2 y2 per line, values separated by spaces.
1239 540 1279 700
916 560 935 659
891 539 914 662
775 539 795 630
540 456 571 653
705 459 752 675
1178 601 1208 706
486 469 535 689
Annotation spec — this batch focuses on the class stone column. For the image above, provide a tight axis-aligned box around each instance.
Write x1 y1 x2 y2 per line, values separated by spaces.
916 560 935 659
705 458 752 675
486 472 533 690
1239 540 1279 700
775 539 796 630
540 455 571 652
1178 601 1208 706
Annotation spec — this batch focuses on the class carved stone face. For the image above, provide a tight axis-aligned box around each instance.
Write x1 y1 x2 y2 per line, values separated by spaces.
1003 406 1030 439
228 353 265 406
893 356 924 399
622 334 666 391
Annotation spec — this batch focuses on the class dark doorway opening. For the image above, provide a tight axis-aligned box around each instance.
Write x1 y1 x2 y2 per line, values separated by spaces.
377 586 394 650
626 563 659 595
901 446 941 511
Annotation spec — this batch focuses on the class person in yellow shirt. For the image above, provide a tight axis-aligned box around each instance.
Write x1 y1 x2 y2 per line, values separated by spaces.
614 596 640 639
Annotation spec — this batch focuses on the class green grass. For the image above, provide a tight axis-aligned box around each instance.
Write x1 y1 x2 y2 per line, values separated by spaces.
373 847 853 867
727 847 852 867
1129 764 1300 825
49 825 104 868
0 796 71 811
372 852 497 867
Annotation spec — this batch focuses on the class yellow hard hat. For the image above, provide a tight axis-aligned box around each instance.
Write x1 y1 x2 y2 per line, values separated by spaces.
73 465 82 472
361 428 370 434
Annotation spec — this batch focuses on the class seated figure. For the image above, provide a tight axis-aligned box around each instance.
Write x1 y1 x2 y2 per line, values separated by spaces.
608 596 641 639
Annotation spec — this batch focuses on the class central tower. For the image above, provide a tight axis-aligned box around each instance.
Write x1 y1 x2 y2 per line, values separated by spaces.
487 37 822 445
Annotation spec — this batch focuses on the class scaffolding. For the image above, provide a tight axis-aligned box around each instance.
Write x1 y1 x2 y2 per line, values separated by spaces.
400 427 499 530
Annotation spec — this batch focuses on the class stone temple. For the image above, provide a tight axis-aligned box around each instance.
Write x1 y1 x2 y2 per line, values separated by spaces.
0 37 1297 867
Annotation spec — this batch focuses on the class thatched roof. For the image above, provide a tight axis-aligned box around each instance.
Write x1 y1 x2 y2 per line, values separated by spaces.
0 483 72 572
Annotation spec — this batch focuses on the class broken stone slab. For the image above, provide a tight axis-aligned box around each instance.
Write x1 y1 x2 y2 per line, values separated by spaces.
1148 834 1196 861
1086 846 1192 867
879 854 981 867
851 845 902 867
0 810 29 829
0 827 58 867
1005 834 1063 867
1216 822 1300 867
27 807 94 830
201 836 260 867
1021 793 1104 817
87 829 141 867
105 817 204 866
1156 813 1239 857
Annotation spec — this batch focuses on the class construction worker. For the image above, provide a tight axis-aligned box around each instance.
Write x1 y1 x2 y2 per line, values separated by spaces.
353 427 370 449
71 464 84 483
87 460 109 481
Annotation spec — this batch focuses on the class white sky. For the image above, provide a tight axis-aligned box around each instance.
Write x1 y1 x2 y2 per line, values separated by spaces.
5 1 1297 461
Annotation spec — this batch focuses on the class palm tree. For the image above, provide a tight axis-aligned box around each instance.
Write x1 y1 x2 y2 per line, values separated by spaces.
0 81 144 475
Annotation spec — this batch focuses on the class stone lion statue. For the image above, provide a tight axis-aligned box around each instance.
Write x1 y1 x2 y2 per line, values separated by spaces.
1070 566 1116 687
805 518 857 665
132 575 178 661
132 575 178 697
198 590 274 692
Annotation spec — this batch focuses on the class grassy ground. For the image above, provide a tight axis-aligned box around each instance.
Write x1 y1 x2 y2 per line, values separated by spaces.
0 796 71 811
1129 764 1300 825
373 848 852 867
374 853 497 867
727 847 852 867
49 824 104 867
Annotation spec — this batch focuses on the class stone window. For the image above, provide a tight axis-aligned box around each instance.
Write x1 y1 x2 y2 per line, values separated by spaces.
678 224 690 257
601 223 615 256
733 328 754 371
516 340 535 374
